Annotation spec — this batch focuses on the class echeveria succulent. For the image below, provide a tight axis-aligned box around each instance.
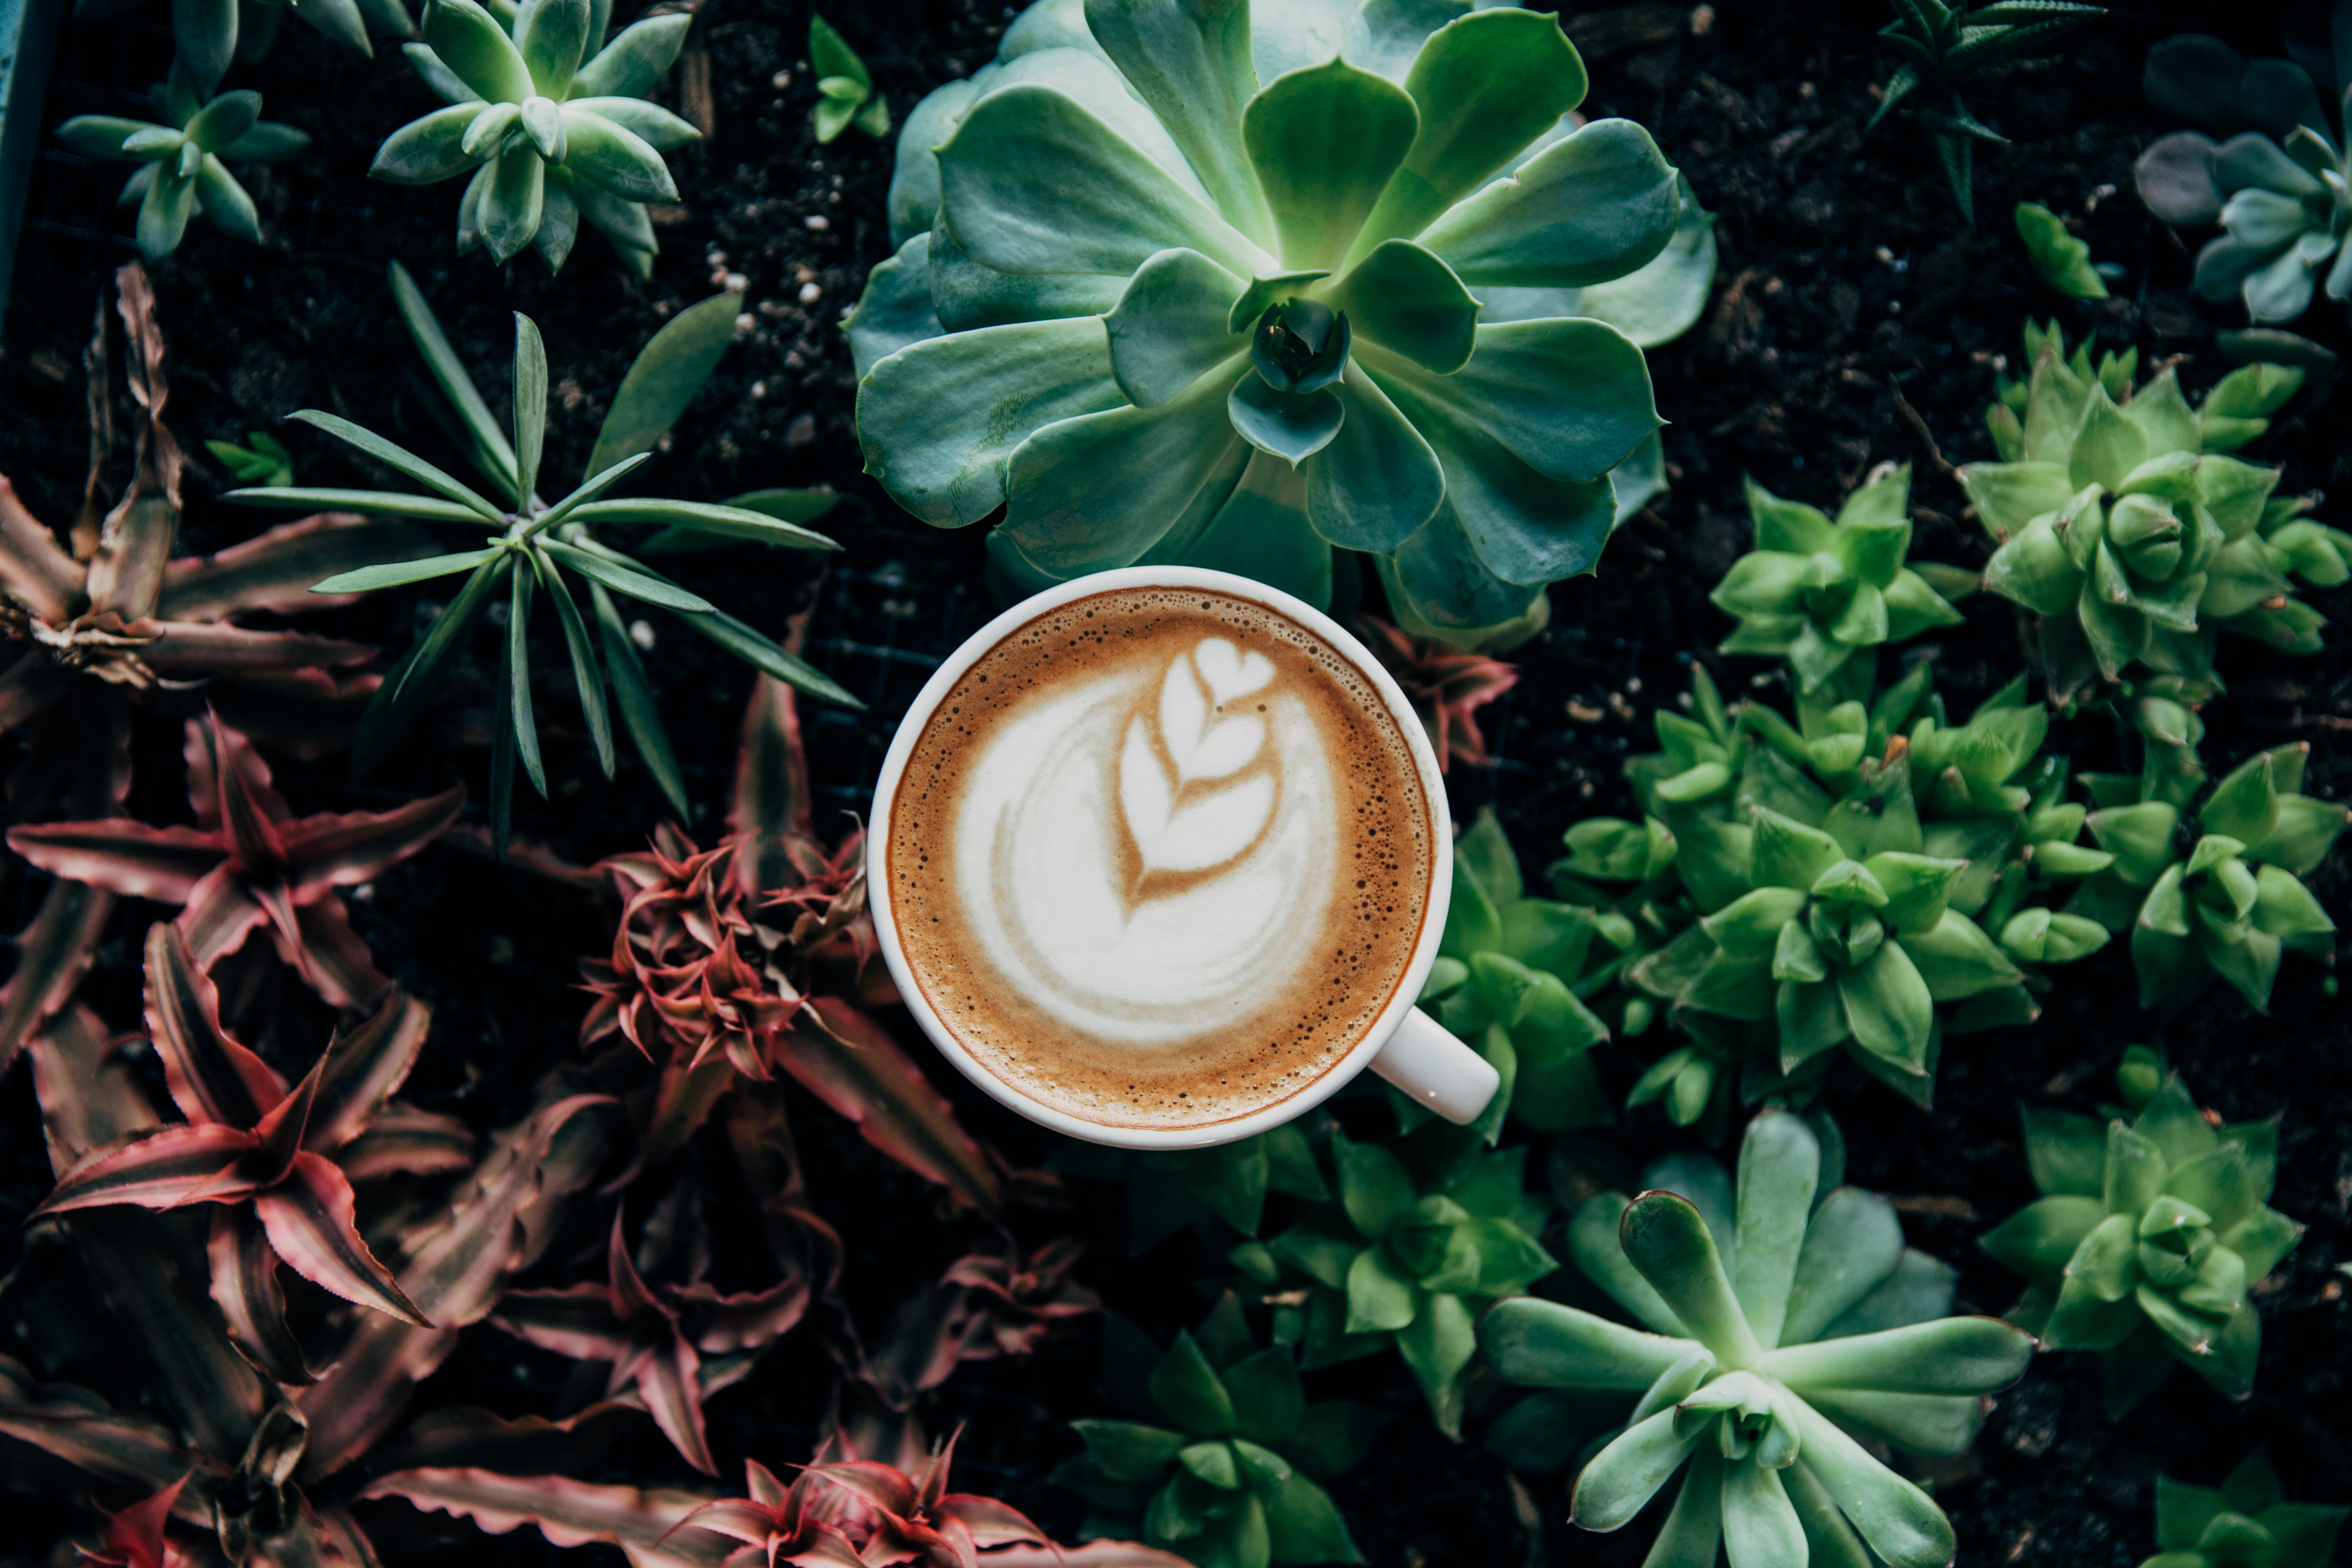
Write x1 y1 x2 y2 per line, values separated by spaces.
2138 1449 2349 1568
73 0 416 95
2136 24 2352 322
1052 1297 1372 1567
849 0 1707 646
372 0 698 274
1262 1129 1554 1435
1981 1064 2305 1415
58 62 311 261
1868 0 2104 222
1964 321 2321 695
224 264 849 844
2015 199 2110 297
2069 743 2347 1011
1483 1109 2034 1567
1711 463 1968 695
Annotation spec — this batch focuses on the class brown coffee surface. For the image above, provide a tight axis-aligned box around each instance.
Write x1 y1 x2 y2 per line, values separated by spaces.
884 587 1435 1130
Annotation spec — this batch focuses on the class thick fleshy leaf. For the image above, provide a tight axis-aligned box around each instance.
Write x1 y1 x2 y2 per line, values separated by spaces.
571 13 692 98
1000 364 1249 573
1784 1400 1954 1568
1763 1316 2034 1395
371 102 487 184
1329 240 1477 374
1243 59 1418 272
560 106 676 201
1104 247 1247 407
1081 0 1274 245
858 316 1124 528
1572 1406 1703 1531
1732 1110 1820 1351
1622 1189 1764 1365
480 145 547 264
936 84 1270 279
519 0 591 94
1229 375 1342 466
1781 1188 1905 1346
1369 316 1657 484
1420 117 1678 288
423 0 534 104
1350 8 1586 261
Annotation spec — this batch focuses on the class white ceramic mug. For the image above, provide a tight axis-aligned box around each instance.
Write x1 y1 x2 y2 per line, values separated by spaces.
865 564 1501 1150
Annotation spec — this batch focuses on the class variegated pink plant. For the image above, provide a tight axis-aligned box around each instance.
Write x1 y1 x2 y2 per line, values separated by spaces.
75 1473 194 1568
33 925 435 1374
1354 613 1520 772
864 1238 1100 1406
9 712 462 1010
492 1204 809 1475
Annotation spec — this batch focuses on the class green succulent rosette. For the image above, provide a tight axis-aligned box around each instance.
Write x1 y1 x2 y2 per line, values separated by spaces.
59 61 311 262
2138 1448 2349 1568
1482 1109 2033 1567
1981 1066 2306 1416
1711 462 1969 695
1964 322 2321 696
847 0 1716 646
2069 742 2347 1012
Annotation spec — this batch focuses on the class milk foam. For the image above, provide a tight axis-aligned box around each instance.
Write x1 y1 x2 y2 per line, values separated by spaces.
887 589 1432 1130
956 637 1335 1045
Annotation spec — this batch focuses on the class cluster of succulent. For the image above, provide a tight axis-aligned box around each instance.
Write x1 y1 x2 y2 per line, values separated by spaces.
2136 15 2352 324
1980 1054 2305 1413
1482 1109 2035 1566
1868 0 2105 221
58 61 312 263
849 0 1718 648
2137 1448 2347 1568
1967 320 2323 697
1053 1296 1375 1568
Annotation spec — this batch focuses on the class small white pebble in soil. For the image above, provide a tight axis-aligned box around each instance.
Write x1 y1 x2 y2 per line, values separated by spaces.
799 281 822 304
630 620 657 650
488 935 516 966
733 313 755 337
723 272 747 293
785 412 818 447
750 380 767 398
1676 691 1693 709
1690 2 1713 33
351 882 375 903
1626 677 1641 693
805 214 830 230
770 68 791 87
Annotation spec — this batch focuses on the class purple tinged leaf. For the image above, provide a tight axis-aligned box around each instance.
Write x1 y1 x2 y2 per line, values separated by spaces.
0 1352 203 1492
6 819 223 904
83 265 181 622
275 786 466 898
492 1283 639 1363
0 647 73 729
253 1152 431 1325
176 863 272 970
679 1279 811 1353
156 513 437 619
208 1207 315 1385
0 880 115 1079
634 1335 717 1476
304 989 432 1155
333 1099 475 1180
140 622 377 674
142 922 284 1130
0 474 85 622
358 1467 727 1567
371 1402 641 1475
34 1122 263 1213
729 673 815 901
28 1003 161 1176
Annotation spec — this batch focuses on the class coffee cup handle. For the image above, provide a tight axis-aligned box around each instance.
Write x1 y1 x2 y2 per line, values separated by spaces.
1369 1008 1501 1127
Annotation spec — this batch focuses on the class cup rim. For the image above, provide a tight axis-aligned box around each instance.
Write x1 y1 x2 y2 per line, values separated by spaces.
864 564 1455 1151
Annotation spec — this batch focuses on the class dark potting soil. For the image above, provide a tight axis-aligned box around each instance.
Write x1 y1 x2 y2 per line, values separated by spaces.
0 0 2345 1564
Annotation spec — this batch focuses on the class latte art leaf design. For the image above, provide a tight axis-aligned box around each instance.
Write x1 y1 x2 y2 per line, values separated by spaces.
1119 638 1278 877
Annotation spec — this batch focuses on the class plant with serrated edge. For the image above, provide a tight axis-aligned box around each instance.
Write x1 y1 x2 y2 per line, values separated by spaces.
74 1471 196 1568
1621 658 2034 1112
1986 322 2308 460
2138 1448 2349 1568
1482 1108 2036 1568
2016 199 2110 297
73 0 416 97
2066 742 2346 1012
1053 1295 1372 1568
809 14 890 144
1965 319 2322 696
491 1195 808 1475
33 925 435 1355
2136 20 2352 324
205 429 295 487
850 0 1695 649
580 673 1014 1217
858 1236 1101 1408
1352 612 1517 771
58 62 311 262
372 0 698 275
1868 0 2104 223
1712 462 1969 696
1980 1062 2305 1416
1419 806 1617 1139
224 263 852 849
9 711 463 1011
1260 1127 1555 1436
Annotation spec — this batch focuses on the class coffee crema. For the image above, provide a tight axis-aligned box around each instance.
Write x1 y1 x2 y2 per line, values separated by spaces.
885 588 1435 1130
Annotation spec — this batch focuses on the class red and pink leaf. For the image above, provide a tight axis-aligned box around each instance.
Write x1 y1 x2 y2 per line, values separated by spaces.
0 878 113 1079
768 998 1002 1221
276 785 466 898
369 1402 640 1476
0 1352 200 1494
333 1099 475 1181
678 1278 810 1355
729 674 816 901
176 863 270 971
208 1207 314 1386
304 987 432 1155
142 921 285 1130
252 1151 430 1325
933 1494 1050 1550
358 1467 726 1567
634 1335 718 1476
157 513 434 620
85 1470 191 1568
28 1003 160 1176
491 1283 636 1364
0 474 83 622
669 1498 781 1547
6 818 223 905
141 622 377 676
35 1122 260 1214
274 897 394 1011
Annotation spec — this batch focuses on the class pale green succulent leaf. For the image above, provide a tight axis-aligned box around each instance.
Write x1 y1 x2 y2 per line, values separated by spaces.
372 102 487 184
1243 58 1418 272
1327 240 1477 373
1419 117 1679 288
1003 369 1250 574
425 0 535 104
1083 0 1277 246
1300 364 1444 552
570 14 691 99
1104 247 1248 407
